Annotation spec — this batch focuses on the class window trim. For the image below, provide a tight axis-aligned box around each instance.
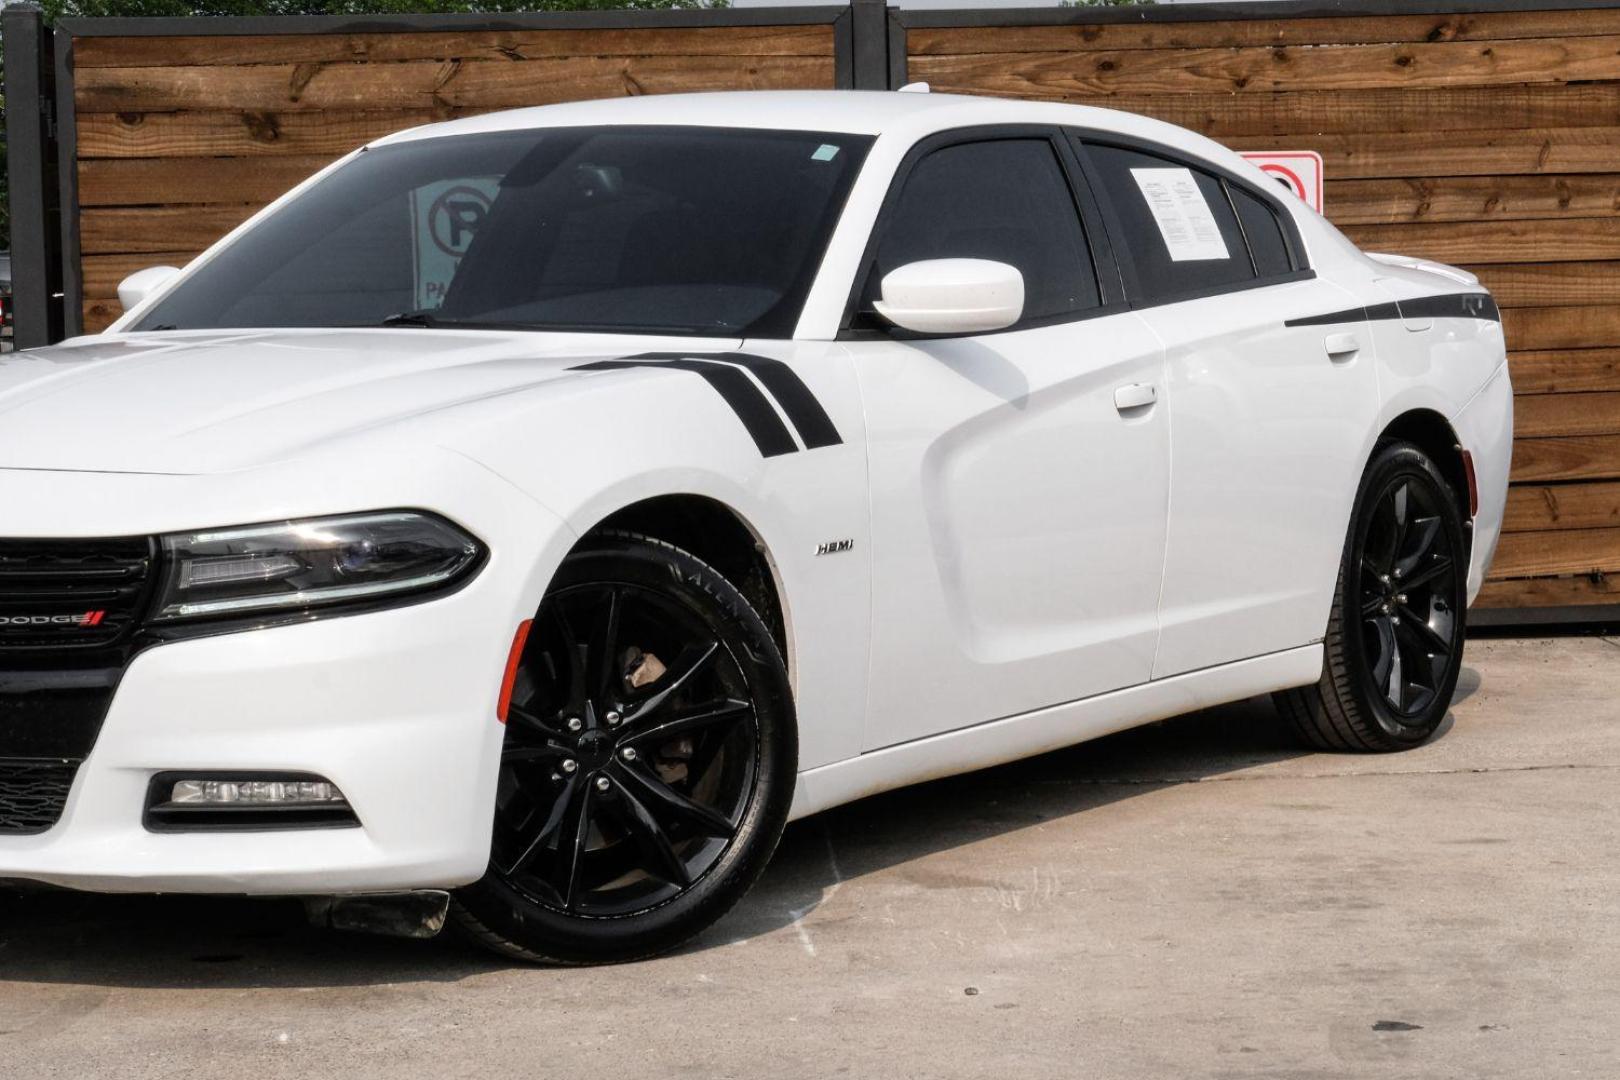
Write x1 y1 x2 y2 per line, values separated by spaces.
838 124 1128 341
1065 129 1316 312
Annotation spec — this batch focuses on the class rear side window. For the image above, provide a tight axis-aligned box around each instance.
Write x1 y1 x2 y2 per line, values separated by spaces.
864 138 1100 325
1084 142 1254 303
1230 184 1295 278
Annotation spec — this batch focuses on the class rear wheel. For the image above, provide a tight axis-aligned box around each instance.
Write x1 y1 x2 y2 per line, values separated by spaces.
1275 441 1468 752
453 532 795 964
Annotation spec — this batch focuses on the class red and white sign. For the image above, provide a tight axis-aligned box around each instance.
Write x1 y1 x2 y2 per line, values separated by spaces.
1240 151 1324 215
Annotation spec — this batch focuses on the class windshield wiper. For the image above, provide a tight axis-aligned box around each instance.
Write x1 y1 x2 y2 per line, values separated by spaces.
378 311 442 328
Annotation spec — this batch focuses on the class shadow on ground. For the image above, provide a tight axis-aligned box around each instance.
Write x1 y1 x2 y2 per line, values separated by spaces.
0 672 1477 989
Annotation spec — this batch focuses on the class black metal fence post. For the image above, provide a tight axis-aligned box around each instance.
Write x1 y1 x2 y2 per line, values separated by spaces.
850 0 891 89
3 3 64 349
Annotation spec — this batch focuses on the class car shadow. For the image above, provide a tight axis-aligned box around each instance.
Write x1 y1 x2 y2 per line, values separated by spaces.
0 671 1477 987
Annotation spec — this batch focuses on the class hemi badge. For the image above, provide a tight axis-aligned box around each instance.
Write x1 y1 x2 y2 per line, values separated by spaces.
815 539 854 557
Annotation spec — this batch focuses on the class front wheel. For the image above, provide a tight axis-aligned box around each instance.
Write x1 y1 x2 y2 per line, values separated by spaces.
1275 441 1469 752
453 532 796 964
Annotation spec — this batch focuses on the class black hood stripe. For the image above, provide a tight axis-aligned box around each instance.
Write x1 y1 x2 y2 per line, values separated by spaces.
628 352 844 450
1285 291 1500 328
571 358 799 458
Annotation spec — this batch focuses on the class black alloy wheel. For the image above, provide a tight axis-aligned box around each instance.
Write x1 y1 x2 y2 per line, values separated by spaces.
1275 441 1469 752
453 532 796 964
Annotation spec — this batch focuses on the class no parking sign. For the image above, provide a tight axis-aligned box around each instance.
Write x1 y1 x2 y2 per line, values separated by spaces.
1240 151 1324 215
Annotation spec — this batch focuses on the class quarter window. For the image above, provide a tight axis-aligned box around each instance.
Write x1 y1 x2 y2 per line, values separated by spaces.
1230 183 1295 278
864 138 1101 326
1084 142 1255 303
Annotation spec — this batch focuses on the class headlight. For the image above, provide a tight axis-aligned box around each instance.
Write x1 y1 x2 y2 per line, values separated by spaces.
153 510 484 622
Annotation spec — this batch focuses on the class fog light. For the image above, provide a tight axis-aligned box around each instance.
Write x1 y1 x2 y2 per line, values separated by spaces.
145 772 360 832
170 779 348 806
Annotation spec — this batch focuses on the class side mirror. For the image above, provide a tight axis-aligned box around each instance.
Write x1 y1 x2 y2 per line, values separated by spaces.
871 258 1024 335
117 265 182 313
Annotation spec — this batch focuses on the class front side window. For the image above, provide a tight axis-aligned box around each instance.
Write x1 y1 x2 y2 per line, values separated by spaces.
134 126 873 338
1084 142 1258 303
861 138 1101 326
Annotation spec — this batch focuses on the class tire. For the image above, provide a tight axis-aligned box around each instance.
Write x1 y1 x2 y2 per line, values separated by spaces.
1275 440 1469 753
452 531 796 964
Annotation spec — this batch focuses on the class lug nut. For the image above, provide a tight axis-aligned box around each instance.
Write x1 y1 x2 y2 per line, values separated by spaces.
621 747 638 762
1396 594 1408 604
605 711 622 727
561 759 577 774
595 777 611 792
566 717 583 733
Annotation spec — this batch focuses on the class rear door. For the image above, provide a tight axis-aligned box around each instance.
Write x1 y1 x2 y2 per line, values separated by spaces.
1070 134 1380 678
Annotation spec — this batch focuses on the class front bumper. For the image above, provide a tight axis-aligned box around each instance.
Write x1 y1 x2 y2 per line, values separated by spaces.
0 456 575 895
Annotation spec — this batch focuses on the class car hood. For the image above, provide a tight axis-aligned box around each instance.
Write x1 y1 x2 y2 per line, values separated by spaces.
0 328 741 475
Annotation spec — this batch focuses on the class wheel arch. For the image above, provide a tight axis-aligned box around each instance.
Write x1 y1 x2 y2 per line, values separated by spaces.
574 493 791 672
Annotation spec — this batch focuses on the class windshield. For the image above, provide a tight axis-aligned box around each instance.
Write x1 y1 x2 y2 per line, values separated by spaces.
134 125 873 338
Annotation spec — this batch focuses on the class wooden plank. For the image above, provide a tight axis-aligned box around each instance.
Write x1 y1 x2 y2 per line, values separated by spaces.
82 301 119 335
1491 526 1620 578
1512 391 1620 437
83 251 199 299
1474 573 1620 608
906 11 1620 55
1326 176 1620 227
1468 265 1620 310
74 54 833 113
1227 128 1620 181
79 155 334 207
77 109 452 160
1341 219 1620 266
1009 85 1620 138
1509 349 1620 394
72 25 835 68
1504 481 1620 533
81 205 257 255
905 36 1620 97
1504 307 1620 352
1511 434 1620 483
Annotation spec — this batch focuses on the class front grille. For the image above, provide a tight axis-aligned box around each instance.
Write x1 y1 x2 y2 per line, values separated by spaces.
0 537 156 651
0 759 78 833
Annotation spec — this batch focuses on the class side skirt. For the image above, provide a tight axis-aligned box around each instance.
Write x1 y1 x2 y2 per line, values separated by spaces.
787 644 1323 821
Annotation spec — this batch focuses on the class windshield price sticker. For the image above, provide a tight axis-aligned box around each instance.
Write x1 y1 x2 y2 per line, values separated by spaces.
1129 167 1230 262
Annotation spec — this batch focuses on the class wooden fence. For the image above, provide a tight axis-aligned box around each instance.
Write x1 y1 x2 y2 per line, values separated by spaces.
891 0 1620 620
5 0 1620 622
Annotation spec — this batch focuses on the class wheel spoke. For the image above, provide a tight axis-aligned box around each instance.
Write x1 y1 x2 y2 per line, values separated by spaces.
1368 615 1400 708
1398 611 1452 658
500 773 580 877
506 705 562 738
545 600 590 715
608 776 692 888
1395 516 1442 578
625 698 751 748
611 759 735 839
593 588 623 703
1401 556 1453 593
501 739 572 764
548 785 594 912
624 640 721 722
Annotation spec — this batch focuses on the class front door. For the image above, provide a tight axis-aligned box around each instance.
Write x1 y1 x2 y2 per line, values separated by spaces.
847 133 1171 750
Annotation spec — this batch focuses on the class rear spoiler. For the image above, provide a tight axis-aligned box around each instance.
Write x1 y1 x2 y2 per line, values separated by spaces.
1365 252 1481 289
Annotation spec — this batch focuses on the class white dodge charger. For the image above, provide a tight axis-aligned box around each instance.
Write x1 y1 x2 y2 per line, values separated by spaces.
0 90 1510 963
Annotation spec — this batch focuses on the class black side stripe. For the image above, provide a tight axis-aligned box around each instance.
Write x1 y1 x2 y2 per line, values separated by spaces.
626 352 844 450
1284 291 1500 328
571 358 799 458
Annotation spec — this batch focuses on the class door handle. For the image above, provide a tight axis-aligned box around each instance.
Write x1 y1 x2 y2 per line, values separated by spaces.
1113 383 1157 412
1325 332 1361 360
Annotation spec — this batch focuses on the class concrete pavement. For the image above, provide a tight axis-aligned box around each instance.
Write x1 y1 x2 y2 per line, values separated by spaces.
2 635 1617 1079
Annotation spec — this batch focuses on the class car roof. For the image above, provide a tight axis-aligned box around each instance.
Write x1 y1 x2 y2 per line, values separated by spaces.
373 89 1156 146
